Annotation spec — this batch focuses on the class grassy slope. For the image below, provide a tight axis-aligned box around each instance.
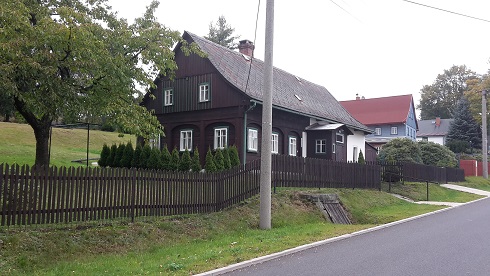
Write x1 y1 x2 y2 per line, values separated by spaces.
382 181 483 202
0 188 444 275
0 122 135 167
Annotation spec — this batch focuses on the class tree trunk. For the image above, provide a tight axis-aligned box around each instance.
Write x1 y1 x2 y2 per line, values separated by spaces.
13 97 53 167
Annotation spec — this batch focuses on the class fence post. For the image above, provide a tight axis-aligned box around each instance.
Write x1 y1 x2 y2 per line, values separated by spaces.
131 168 136 223
426 181 429 201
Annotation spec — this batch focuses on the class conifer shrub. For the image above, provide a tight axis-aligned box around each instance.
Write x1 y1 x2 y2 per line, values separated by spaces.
147 148 162 170
214 148 225 171
131 144 143 168
113 143 126 168
222 147 231 170
229 145 241 167
358 149 365 165
191 147 202 172
169 148 180 171
140 145 152 169
161 145 172 171
121 142 134 168
179 149 192 172
98 143 110 167
204 148 216 172
106 144 118 167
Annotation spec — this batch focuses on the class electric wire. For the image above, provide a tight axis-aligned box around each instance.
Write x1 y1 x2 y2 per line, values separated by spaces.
244 0 261 94
401 0 490 23
329 0 363 23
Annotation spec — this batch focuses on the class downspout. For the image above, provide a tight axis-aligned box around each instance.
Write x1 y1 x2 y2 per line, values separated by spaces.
243 101 257 164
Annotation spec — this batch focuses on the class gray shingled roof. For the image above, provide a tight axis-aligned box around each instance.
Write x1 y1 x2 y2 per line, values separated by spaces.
185 31 371 133
417 119 453 136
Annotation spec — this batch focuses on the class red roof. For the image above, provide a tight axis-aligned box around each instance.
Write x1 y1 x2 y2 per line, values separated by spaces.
340 94 414 125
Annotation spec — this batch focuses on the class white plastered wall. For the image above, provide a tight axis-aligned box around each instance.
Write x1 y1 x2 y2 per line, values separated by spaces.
347 129 366 162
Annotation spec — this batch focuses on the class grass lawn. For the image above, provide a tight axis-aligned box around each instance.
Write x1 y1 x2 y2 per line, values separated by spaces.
381 181 483 202
0 122 135 167
455 176 490 192
0 188 444 275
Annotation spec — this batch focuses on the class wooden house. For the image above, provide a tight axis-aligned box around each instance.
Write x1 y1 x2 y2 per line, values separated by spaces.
142 31 372 165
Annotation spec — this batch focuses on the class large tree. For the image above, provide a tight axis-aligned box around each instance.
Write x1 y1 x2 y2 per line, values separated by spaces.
204 16 240 50
446 96 481 149
0 0 199 166
418 65 478 120
465 69 490 127
378 138 422 164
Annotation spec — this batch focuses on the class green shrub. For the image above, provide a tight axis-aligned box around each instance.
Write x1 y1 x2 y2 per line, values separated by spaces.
222 147 231 169
169 148 180 171
358 149 365 165
419 141 457 167
140 145 152 169
147 148 162 170
131 144 143 168
113 143 126 168
106 144 118 167
179 149 192 172
204 148 216 172
98 143 110 167
229 145 241 167
121 142 134 168
161 145 172 171
378 138 422 164
214 149 225 171
191 147 202 172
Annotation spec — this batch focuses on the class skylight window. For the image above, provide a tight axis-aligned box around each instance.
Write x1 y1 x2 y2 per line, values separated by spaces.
242 54 251 61
294 94 302 101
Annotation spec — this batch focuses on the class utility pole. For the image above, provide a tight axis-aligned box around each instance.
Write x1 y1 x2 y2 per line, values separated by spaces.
259 0 274 229
483 90 488 179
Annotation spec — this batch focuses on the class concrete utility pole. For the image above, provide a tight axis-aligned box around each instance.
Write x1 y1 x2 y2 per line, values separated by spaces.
259 0 274 230
483 90 488 179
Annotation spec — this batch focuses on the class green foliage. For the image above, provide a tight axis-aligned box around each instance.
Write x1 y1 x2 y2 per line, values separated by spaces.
229 145 241 167
113 144 126 168
131 144 143 169
98 144 110 167
191 147 202 172
214 149 225 171
418 65 478 120
169 148 180 171
418 141 457 167
0 92 15 122
204 148 216 172
447 96 482 149
121 142 134 168
378 138 422 164
358 150 365 165
0 0 201 166
204 16 240 49
147 148 162 170
140 145 152 169
179 149 192 172
161 145 172 171
463 72 490 128
383 156 401 182
222 147 231 170
446 140 471 154
106 144 118 167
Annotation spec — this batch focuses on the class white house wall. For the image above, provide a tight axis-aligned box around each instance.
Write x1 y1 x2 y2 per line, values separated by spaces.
347 129 366 162
417 136 445 145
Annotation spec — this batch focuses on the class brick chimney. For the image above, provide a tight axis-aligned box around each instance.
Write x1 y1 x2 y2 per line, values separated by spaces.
356 93 360 100
238 39 254 57
435 117 441 127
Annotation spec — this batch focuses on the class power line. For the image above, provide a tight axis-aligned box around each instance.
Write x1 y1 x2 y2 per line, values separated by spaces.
244 0 261 94
401 0 490 23
329 0 363 23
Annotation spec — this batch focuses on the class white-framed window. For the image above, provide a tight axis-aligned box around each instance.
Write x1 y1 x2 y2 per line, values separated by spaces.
164 88 173 106
271 133 279 154
148 134 160 150
332 143 336 154
375 128 381 136
288 136 297 156
199 83 210 102
315 139 326 154
336 133 344 143
247 128 258 152
180 130 193 151
391 126 398 135
214 127 227 149
353 146 358 162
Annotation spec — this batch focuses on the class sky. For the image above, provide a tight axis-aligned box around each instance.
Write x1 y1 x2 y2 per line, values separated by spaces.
108 0 490 113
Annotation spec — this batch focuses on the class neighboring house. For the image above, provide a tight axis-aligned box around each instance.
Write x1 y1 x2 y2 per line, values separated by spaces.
142 31 373 165
416 117 453 145
340 94 418 150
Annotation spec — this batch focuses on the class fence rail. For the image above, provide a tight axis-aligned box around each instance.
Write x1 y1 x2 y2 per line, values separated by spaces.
0 155 465 227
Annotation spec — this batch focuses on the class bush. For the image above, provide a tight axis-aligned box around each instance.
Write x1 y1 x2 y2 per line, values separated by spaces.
383 156 401 182
222 147 231 170
378 138 422 164
229 145 241 167
121 142 134 168
191 147 202 172
358 149 365 165
140 145 152 169
106 144 118 167
179 149 192 172
98 144 110 167
131 144 143 168
161 145 172 171
169 148 180 171
205 148 216 172
419 141 457 167
214 149 225 171
147 148 162 170
446 139 470 154
113 143 126 168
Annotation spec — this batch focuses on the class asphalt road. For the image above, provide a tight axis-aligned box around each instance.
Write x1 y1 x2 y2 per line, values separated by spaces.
224 198 490 276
